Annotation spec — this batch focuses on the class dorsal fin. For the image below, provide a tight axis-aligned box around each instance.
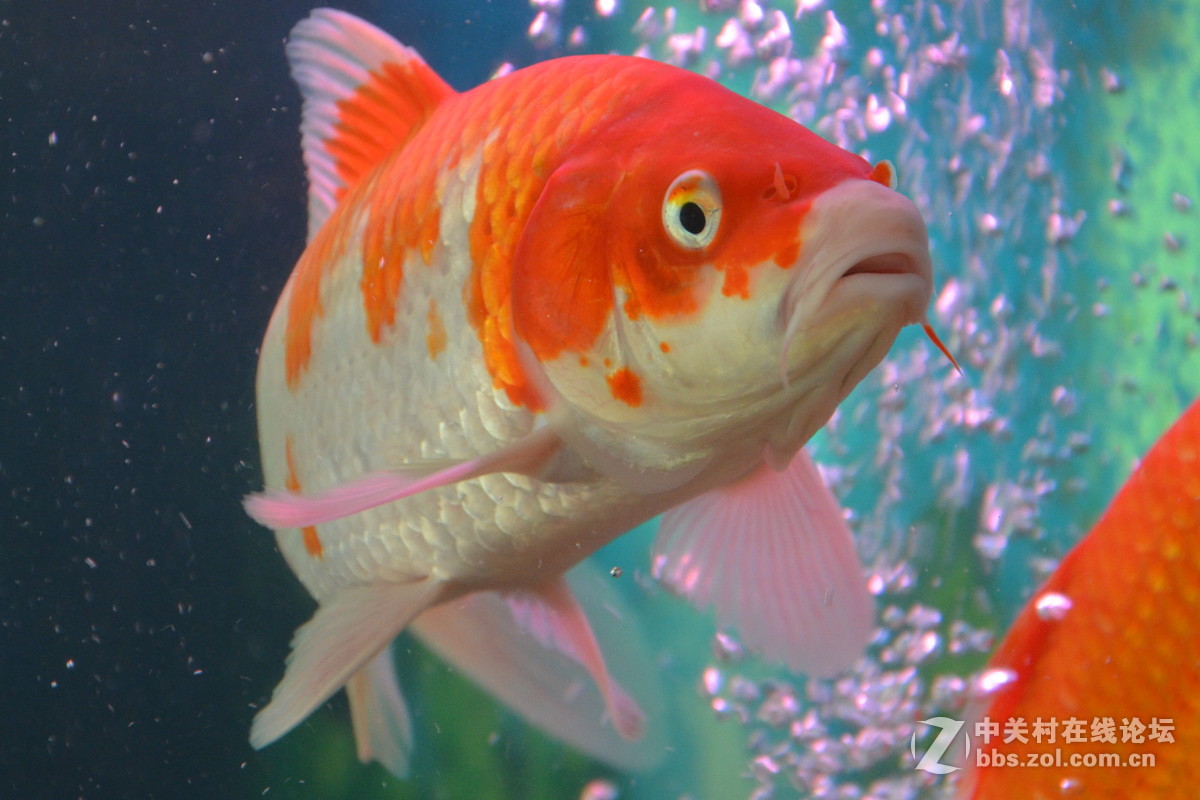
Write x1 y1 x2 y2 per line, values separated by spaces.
286 9 457 240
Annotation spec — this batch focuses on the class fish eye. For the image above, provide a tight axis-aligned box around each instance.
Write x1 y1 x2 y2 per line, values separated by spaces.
663 170 721 250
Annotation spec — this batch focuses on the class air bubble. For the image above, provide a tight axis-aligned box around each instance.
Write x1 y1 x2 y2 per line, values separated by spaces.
579 779 619 800
1099 68 1123 93
974 668 1018 697
1034 592 1073 621
1059 776 1084 795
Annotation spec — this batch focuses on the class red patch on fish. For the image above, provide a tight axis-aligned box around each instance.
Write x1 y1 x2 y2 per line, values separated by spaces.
284 437 323 559
606 368 643 407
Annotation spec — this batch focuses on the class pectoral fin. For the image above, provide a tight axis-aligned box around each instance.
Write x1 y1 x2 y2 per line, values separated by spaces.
244 426 562 529
652 448 873 676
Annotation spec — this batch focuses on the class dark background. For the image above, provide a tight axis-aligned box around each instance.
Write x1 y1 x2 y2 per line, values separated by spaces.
0 1 626 797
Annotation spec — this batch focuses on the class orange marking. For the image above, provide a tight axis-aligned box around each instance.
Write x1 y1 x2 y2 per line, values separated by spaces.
617 241 703 322
284 437 324 559
360 168 443 345
284 213 348 388
426 298 447 359
467 58 648 409
659 341 671 353
606 367 643 407
284 437 301 492
301 526 324 559
328 60 455 203
283 55 454 387
772 240 801 269
867 160 895 189
721 264 750 299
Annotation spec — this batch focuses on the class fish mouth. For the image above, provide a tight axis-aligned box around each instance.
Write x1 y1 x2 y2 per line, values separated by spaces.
830 249 930 320
777 179 932 397
826 248 930 327
841 252 920 278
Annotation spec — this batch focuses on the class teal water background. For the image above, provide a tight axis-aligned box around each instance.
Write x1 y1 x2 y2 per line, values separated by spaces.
3 1 1198 798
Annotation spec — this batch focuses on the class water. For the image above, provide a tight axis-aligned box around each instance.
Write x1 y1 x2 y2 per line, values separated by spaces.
3 1 1198 798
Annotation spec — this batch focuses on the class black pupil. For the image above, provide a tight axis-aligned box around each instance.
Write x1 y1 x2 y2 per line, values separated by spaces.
679 202 706 235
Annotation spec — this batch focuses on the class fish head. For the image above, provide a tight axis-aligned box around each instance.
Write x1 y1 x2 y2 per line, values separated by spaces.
510 69 932 487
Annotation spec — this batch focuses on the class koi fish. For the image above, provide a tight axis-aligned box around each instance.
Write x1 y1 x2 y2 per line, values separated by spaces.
245 8 936 776
959 398 1200 798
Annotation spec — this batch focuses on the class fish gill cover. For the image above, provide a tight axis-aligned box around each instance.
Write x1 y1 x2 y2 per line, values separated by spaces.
512 1 1199 799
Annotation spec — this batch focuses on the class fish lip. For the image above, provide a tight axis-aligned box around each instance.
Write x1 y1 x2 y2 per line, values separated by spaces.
840 251 920 278
828 248 931 327
825 255 931 326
